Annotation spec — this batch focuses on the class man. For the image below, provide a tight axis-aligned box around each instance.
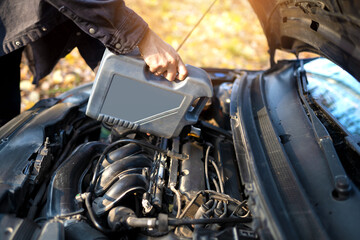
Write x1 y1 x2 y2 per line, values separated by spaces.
0 0 188 125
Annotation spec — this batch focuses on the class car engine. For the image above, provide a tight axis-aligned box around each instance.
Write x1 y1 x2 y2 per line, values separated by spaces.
0 74 255 240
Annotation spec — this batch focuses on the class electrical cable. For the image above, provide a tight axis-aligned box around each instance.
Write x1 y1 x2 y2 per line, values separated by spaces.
229 204 242 218
204 141 228 218
204 145 211 190
241 210 251 218
168 216 252 226
179 190 247 219
210 159 224 193
212 178 220 193
205 144 229 218
198 120 232 140
209 159 228 217
179 191 202 219
170 186 182 218
206 190 244 205
210 178 220 216
84 192 112 233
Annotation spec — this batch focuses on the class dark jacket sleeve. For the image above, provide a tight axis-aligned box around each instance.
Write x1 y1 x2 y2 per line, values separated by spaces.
45 0 149 54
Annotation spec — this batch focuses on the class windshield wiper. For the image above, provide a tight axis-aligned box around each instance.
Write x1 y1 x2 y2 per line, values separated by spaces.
296 60 352 200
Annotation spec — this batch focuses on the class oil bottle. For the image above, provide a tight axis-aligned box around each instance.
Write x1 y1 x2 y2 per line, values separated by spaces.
86 49 213 138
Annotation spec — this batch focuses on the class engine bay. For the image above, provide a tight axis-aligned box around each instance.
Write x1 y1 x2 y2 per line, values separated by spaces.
0 71 255 240
1 60 359 240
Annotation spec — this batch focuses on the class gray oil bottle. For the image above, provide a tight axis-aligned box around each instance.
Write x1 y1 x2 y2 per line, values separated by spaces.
86 49 213 138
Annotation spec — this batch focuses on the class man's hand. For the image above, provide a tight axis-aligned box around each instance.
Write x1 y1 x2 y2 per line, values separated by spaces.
138 29 188 81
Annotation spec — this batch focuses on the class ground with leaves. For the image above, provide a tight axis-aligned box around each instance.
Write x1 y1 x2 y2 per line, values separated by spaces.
20 0 277 111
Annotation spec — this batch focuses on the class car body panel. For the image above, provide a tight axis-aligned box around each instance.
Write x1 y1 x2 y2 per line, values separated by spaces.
230 60 360 239
0 102 80 213
248 0 360 80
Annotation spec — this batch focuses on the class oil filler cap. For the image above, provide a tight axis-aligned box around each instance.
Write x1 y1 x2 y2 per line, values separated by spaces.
86 49 213 138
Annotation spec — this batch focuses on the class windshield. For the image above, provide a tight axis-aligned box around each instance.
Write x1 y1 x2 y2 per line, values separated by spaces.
304 58 360 135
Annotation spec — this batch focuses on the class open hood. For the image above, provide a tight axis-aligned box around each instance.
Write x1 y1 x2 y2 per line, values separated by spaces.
248 0 360 80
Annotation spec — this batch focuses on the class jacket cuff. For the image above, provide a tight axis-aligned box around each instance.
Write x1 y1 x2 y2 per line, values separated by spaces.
107 7 149 54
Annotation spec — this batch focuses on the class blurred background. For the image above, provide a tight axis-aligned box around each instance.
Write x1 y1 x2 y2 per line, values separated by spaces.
19 0 273 111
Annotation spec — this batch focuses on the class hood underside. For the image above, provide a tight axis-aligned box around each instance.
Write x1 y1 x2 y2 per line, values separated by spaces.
248 0 360 80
